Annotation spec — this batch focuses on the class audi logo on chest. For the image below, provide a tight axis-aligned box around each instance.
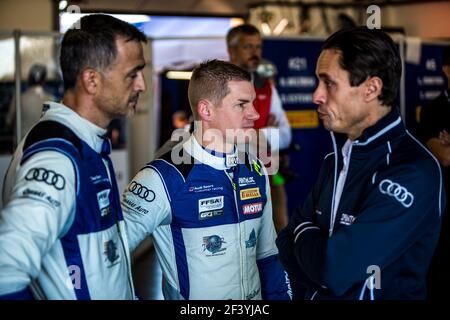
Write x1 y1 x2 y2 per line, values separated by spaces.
128 181 155 202
25 168 66 190
378 179 414 208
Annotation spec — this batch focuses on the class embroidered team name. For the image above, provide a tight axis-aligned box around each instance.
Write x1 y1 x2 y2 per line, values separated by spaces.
238 177 256 187
340 213 356 225
242 202 263 215
240 187 261 200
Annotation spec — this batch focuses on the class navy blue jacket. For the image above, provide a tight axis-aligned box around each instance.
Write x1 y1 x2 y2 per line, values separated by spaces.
277 108 445 300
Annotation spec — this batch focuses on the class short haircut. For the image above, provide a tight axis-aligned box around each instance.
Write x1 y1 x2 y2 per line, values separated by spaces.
188 60 251 119
323 27 402 107
60 14 147 90
226 24 260 48
442 46 450 67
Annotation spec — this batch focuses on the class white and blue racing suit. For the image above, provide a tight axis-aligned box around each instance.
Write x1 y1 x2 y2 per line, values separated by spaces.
122 135 290 300
0 102 134 299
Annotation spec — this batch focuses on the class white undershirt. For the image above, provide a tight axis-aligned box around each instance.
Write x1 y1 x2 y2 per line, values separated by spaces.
331 139 353 234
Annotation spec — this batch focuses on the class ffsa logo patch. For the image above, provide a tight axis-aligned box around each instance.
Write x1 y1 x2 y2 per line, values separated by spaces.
198 196 224 220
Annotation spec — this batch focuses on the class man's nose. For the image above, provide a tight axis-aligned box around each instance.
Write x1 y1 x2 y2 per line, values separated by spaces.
135 72 146 92
252 47 262 57
312 83 326 105
247 103 260 121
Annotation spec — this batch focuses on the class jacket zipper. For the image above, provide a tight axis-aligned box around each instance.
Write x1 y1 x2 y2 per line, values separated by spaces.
224 169 245 299
329 139 353 236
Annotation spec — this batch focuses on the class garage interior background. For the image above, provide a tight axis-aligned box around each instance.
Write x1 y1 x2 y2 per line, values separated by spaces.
0 0 449 300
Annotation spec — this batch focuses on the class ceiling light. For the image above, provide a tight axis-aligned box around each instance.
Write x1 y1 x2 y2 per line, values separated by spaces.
273 18 289 36
261 22 271 35
166 71 192 80
59 0 68 11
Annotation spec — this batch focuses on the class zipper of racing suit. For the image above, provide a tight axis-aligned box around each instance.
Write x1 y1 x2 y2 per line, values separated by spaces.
224 168 246 299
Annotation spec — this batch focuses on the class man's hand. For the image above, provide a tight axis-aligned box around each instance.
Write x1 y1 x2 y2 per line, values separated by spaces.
426 134 450 167
438 130 450 146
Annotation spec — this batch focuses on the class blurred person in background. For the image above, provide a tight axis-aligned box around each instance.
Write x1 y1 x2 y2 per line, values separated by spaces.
6 64 55 142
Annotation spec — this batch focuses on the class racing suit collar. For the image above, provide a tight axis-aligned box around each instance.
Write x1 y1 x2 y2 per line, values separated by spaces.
40 101 107 154
183 135 239 170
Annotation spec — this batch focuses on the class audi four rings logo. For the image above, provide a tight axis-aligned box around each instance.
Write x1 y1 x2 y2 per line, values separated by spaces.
128 181 155 202
25 168 65 190
378 179 414 208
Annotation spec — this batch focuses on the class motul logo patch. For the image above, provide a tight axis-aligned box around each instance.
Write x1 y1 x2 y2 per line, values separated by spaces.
242 202 263 215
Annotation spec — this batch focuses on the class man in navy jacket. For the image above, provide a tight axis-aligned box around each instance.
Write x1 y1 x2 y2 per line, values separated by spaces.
276 27 445 300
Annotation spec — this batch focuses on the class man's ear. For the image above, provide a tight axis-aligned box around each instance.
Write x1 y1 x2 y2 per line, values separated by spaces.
80 68 100 95
364 76 383 103
228 47 236 64
443 65 450 81
197 99 213 121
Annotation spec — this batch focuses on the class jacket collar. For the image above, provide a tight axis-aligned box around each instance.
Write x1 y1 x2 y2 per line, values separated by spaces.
332 107 404 150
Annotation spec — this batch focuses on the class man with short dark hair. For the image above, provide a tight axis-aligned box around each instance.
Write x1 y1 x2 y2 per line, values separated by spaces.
418 46 450 300
0 14 147 299
276 27 445 300
122 59 290 300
